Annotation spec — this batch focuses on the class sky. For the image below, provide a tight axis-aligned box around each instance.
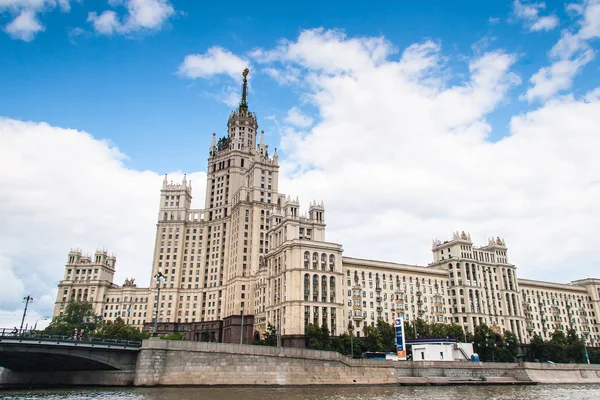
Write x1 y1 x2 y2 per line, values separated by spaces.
1 0 600 329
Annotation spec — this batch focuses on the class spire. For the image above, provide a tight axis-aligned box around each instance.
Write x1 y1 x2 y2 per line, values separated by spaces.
162 174 168 189
239 68 249 112
260 130 264 146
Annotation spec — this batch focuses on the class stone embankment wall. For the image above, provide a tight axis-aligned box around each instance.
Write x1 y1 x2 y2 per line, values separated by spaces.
522 362 600 384
134 339 530 386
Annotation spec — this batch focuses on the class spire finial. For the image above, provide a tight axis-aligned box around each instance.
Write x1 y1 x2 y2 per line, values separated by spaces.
239 68 249 112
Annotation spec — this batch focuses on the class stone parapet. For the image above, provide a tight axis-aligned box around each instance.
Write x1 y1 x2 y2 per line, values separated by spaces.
133 340 532 386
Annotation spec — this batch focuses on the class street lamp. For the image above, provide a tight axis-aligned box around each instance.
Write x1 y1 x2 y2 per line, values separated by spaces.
347 321 354 358
19 295 33 335
153 271 166 337
32 317 50 332
240 307 244 345
584 332 591 365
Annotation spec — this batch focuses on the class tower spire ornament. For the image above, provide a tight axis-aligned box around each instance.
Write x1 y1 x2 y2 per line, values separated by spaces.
239 68 249 112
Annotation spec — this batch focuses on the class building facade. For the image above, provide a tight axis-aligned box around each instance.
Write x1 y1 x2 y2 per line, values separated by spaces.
53 71 600 347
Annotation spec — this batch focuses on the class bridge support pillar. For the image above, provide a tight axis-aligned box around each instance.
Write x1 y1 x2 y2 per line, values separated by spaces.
134 339 167 386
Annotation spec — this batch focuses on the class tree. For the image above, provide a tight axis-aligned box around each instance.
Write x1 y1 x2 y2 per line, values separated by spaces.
160 332 186 340
95 317 149 341
565 329 586 363
530 333 550 362
261 323 278 346
503 330 519 358
306 323 331 350
548 330 568 363
44 301 100 337
363 325 384 352
445 324 467 342
376 320 396 352
472 324 499 362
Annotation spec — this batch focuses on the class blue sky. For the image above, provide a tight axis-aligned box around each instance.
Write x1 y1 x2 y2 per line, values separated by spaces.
3 0 596 173
2 0 600 326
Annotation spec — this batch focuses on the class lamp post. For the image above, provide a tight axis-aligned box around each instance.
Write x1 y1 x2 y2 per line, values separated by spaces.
153 271 165 337
584 332 591 365
347 321 354 358
240 307 244 345
275 291 282 347
19 295 33 335
32 317 50 332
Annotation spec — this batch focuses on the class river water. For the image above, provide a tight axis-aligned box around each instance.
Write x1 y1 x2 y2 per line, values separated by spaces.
2 385 600 400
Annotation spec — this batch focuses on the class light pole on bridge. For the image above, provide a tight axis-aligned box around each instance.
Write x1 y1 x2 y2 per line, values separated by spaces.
153 271 166 337
19 295 34 335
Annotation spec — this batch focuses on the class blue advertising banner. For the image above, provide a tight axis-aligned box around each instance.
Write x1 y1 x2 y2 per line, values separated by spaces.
394 317 406 360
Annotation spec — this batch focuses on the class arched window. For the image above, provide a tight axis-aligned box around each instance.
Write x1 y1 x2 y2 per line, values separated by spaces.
304 274 310 301
321 253 327 271
329 255 335 272
304 251 310 269
312 275 319 302
321 276 327 302
330 277 336 302
312 252 318 270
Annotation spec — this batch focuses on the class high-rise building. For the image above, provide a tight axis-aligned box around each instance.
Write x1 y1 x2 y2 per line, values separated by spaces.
54 71 600 347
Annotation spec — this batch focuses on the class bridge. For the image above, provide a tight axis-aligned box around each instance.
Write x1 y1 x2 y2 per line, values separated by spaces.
0 333 140 372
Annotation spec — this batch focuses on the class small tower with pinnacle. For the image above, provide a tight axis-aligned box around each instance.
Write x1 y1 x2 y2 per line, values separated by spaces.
227 68 258 152
159 174 192 222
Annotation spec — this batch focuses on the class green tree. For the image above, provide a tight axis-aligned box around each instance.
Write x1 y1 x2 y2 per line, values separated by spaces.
262 323 278 346
306 323 331 350
503 330 519 358
376 320 396 352
44 301 100 337
445 324 467 342
472 324 498 362
565 329 586 363
95 317 149 341
589 348 600 364
548 330 568 363
160 332 186 340
363 324 384 352
331 333 353 356
530 333 550 362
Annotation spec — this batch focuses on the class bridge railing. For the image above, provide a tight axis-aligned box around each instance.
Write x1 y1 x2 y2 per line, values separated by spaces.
0 328 141 348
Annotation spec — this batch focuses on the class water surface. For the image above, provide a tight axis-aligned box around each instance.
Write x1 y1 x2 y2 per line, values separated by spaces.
2 385 600 400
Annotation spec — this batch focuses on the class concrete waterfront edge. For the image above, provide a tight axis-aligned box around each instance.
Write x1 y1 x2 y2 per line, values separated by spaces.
3 341 600 388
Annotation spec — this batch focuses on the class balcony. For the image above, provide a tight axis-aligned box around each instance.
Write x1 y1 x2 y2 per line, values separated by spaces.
526 326 534 332
416 291 422 297
376 297 382 302
376 306 383 312
375 286 382 292
352 314 363 321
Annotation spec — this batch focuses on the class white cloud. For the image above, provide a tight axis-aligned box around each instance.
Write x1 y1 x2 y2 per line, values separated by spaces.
251 28 396 74
0 0 75 41
263 66 302 85
256 29 600 283
284 107 314 128
4 9 42 41
513 0 559 31
0 118 206 325
521 48 594 102
524 0 600 102
178 46 249 80
87 0 175 36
